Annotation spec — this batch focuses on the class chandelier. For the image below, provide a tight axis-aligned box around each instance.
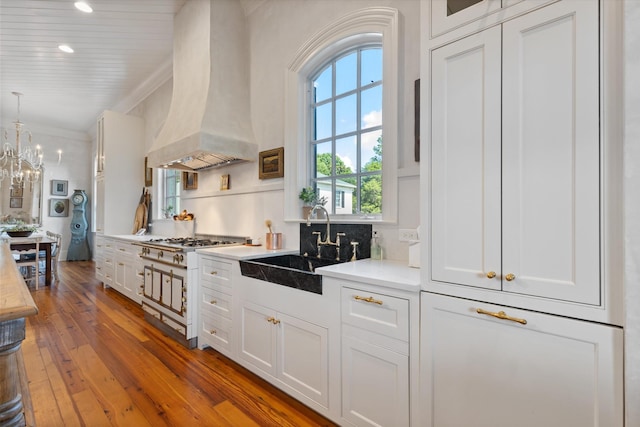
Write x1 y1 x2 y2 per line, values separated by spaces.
0 92 42 186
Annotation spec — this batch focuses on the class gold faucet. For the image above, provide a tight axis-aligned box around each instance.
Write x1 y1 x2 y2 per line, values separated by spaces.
307 205 345 260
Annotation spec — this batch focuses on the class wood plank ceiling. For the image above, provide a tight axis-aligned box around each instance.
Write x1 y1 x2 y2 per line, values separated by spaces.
0 0 186 134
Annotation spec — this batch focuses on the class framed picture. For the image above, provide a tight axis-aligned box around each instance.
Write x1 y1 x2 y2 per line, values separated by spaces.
144 157 153 187
10 197 22 209
49 198 69 217
220 174 230 191
10 186 23 197
51 179 68 196
258 147 284 179
183 172 198 190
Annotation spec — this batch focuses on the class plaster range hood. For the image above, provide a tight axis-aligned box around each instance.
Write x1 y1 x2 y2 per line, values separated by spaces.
147 0 257 171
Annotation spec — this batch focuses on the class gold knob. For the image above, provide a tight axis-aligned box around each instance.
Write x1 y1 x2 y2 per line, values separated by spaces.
505 273 516 281
210 271 218 275
272 319 280 325
210 300 217 305
210 329 217 335
486 271 496 279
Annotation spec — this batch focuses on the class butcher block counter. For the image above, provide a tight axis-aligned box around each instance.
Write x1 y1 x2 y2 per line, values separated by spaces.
0 242 38 426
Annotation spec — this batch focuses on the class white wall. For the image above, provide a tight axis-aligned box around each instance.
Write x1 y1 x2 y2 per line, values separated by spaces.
624 1 640 425
133 0 421 260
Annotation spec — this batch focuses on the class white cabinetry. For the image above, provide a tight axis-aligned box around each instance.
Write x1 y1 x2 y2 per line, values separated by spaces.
428 0 608 323
114 241 143 304
94 110 144 235
197 255 234 358
420 293 623 427
236 273 334 413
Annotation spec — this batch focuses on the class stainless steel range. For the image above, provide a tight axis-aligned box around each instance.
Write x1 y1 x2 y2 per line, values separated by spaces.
133 234 246 348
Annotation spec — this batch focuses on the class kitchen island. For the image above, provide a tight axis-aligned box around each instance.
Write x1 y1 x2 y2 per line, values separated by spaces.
0 242 38 426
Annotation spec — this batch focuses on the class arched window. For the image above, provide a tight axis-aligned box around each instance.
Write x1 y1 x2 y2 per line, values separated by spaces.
284 8 399 222
310 45 383 215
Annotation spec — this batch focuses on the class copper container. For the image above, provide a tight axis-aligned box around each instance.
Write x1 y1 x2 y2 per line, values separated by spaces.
265 233 282 250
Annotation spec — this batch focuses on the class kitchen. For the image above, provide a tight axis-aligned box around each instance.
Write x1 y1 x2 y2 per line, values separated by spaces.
0 0 639 426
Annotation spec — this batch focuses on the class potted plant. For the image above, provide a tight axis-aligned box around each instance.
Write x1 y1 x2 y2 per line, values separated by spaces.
299 186 328 219
2 221 38 237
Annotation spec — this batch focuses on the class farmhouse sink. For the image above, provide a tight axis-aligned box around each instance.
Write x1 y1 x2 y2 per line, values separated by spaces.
239 254 342 295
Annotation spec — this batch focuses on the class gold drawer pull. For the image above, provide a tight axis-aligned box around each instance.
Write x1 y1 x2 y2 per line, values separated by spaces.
210 329 217 335
486 271 496 279
354 295 383 305
210 271 218 276
505 273 516 282
210 299 217 305
266 317 281 325
476 308 527 325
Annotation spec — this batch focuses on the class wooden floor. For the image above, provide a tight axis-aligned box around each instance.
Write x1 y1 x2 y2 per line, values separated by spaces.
22 260 336 427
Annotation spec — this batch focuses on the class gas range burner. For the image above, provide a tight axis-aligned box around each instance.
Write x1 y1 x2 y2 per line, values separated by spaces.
145 234 247 250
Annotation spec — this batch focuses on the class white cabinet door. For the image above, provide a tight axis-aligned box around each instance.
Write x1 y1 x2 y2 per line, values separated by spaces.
430 25 502 290
420 292 623 427
95 176 104 234
277 312 329 408
501 0 600 304
342 335 409 427
239 301 277 376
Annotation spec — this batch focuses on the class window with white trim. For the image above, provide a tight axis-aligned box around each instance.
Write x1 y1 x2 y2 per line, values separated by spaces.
162 169 180 218
284 8 399 223
310 45 383 216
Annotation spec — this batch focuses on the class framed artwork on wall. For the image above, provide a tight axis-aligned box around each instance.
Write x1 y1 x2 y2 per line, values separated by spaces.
51 179 68 196
10 197 22 209
49 198 69 217
258 147 284 179
183 172 198 190
10 186 23 197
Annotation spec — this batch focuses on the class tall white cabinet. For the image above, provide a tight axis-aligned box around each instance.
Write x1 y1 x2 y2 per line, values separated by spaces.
421 0 623 425
94 110 145 236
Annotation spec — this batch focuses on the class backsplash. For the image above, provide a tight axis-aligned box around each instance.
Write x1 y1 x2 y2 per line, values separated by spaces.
300 223 372 262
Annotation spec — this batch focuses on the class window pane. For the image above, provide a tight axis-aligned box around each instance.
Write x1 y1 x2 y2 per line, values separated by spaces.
335 94 356 135
361 48 382 84
314 141 332 178
314 103 332 141
335 136 357 176
336 52 357 95
361 85 382 130
361 129 382 172
314 66 332 102
360 174 382 214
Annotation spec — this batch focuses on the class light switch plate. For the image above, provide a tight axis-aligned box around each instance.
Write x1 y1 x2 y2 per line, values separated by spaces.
399 229 419 241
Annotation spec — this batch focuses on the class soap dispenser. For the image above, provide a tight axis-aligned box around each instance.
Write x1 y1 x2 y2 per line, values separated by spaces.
371 231 382 260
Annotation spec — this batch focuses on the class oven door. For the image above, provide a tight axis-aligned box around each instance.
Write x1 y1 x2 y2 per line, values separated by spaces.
143 264 186 316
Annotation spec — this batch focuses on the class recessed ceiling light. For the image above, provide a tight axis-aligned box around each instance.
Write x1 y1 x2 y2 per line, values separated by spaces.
58 45 74 53
74 1 93 13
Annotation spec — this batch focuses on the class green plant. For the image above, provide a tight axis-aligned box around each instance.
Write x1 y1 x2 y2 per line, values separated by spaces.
299 187 328 207
2 221 38 233
162 205 174 219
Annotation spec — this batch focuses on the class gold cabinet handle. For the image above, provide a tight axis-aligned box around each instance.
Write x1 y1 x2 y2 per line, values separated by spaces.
354 295 383 305
486 271 496 279
210 329 217 335
210 299 217 305
266 317 281 325
476 308 527 325
210 271 218 276
505 273 516 282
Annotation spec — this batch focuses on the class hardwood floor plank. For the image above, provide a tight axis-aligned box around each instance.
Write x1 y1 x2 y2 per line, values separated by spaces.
22 261 336 427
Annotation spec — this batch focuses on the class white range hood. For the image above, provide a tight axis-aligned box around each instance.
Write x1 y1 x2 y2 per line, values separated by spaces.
147 0 257 171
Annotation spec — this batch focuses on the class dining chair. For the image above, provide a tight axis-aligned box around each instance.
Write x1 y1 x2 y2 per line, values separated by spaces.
13 236 42 289
45 231 62 282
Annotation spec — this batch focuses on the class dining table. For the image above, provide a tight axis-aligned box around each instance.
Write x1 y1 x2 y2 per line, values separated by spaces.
4 233 56 286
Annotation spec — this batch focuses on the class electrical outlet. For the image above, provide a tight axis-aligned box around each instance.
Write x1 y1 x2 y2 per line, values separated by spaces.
399 229 419 242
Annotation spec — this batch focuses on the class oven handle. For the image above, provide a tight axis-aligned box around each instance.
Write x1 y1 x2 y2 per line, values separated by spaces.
133 242 183 253
140 255 188 269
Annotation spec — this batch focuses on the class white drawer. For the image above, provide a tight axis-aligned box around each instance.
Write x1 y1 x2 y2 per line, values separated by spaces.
341 286 409 342
114 242 135 256
162 314 186 337
200 257 232 288
200 287 232 319
199 313 232 353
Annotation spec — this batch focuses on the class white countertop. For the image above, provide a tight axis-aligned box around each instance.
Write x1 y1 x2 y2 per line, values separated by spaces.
316 259 421 293
196 245 298 261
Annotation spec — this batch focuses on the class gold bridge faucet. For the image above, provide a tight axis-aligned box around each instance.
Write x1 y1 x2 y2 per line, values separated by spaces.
306 204 346 260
